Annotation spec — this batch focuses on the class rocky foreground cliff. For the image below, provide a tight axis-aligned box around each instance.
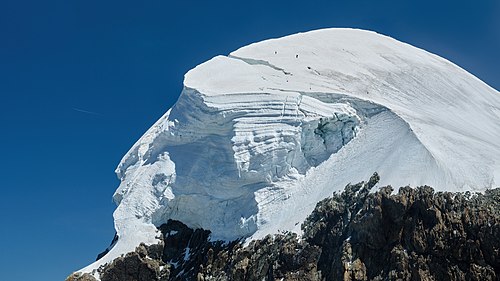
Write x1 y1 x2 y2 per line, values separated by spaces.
67 174 500 281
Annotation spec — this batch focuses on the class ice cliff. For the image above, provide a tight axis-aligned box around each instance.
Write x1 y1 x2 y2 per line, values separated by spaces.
80 28 500 274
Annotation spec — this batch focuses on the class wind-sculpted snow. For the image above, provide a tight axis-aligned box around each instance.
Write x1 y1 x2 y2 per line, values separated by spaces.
79 29 500 275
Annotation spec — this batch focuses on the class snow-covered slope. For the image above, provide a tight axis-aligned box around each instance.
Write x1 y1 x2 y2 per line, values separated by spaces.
80 28 500 274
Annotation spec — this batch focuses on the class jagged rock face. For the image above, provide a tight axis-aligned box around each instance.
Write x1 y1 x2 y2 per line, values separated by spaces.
70 176 500 281
302 175 500 280
65 273 98 281
99 243 169 281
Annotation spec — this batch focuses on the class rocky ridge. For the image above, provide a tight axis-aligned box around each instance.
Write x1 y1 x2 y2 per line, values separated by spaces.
67 174 500 281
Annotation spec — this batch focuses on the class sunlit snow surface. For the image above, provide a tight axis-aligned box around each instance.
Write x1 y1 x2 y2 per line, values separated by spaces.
81 29 500 274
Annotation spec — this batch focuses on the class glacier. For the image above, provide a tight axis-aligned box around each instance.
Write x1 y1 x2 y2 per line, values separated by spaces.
79 28 500 274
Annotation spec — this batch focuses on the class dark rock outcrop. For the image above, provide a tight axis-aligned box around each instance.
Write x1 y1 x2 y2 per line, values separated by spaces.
99 245 170 281
302 173 499 280
67 174 500 281
65 272 98 281
96 233 119 261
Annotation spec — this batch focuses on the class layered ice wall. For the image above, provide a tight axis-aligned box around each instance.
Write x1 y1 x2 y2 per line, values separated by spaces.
80 29 500 274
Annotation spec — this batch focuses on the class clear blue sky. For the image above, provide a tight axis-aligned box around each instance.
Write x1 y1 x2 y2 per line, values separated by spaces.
0 1 497 280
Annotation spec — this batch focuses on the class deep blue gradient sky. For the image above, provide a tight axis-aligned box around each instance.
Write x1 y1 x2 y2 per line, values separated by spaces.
0 1 498 280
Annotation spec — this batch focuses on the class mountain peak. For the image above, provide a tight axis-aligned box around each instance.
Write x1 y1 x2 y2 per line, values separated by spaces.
79 28 500 275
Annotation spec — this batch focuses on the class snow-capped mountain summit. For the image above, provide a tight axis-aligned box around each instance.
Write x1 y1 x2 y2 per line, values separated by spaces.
80 28 500 274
